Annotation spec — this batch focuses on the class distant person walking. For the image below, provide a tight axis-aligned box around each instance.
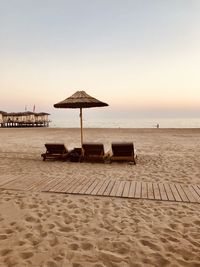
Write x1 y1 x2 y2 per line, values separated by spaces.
156 123 159 128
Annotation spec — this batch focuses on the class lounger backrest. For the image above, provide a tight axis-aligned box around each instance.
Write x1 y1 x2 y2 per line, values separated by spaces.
82 143 104 156
112 142 134 156
45 143 68 154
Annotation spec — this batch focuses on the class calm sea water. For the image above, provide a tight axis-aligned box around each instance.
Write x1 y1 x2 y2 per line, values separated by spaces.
50 117 200 128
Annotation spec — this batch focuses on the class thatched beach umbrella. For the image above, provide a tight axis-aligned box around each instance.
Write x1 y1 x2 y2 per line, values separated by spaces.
54 91 108 147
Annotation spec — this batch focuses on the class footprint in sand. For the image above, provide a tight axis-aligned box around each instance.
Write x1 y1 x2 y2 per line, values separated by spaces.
112 241 130 254
167 236 179 243
69 243 79 251
37 212 43 218
10 221 16 226
48 223 55 230
0 234 7 240
58 226 73 232
4 197 11 201
0 248 12 256
15 225 25 232
24 215 38 223
20 251 33 259
25 232 33 239
28 204 38 209
68 203 78 209
193 220 200 226
45 261 59 267
4 256 18 267
17 240 26 246
48 236 58 247
140 239 161 250
81 242 94 250
72 263 84 267
5 229 14 234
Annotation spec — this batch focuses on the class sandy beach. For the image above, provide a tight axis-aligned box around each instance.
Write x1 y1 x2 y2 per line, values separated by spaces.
0 127 200 267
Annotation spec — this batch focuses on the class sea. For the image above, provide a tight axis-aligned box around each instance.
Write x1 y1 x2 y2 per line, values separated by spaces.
50 117 200 128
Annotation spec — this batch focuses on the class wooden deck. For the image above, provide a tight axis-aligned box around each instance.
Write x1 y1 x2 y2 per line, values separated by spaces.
0 176 200 204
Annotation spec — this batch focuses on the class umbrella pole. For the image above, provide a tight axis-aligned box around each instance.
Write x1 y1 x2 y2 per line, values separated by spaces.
80 107 83 148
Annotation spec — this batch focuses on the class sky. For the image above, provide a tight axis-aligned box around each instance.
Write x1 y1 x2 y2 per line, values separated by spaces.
1 0 200 121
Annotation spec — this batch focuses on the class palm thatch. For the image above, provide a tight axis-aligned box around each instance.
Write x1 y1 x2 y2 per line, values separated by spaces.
54 91 108 108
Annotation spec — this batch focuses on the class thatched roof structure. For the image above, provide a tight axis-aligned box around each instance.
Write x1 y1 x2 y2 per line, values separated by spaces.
2 111 50 116
36 112 50 116
54 91 108 109
54 90 108 147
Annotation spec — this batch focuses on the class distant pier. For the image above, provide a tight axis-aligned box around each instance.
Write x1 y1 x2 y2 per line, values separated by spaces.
0 111 50 128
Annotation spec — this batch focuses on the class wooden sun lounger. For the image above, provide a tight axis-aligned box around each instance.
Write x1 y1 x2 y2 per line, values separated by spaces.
110 142 137 164
41 143 69 161
82 143 105 162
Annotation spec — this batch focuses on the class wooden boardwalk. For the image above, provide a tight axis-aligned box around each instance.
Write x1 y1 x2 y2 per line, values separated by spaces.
0 176 200 204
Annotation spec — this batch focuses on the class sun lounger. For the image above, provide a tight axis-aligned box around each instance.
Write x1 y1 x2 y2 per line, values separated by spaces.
110 142 137 164
41 143 69 161
82 143 105 162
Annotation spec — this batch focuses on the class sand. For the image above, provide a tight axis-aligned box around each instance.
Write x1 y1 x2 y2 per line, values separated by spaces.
0 127 200 267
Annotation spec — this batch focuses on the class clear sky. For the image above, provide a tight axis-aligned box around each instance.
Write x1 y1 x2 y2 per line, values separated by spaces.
1 0 200 119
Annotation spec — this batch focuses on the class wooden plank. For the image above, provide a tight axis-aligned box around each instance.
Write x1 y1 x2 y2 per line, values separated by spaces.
84 179 100 195
20 179 38 190
174 184 189 202
42 178 63 192
192 185 200 198
11 178 36 190
97 180 111 195
0 176 18 187
116 181 126 197
181 185 197 203
91 180 106 195
40 177 58 191
141 182 148 199
169 183 182 202
153 183 161 200
27 177 50 191
73 178 90 194
37 177 55 191
110 180 121 197
135 181 142 198
2 176 29 190
59 177 78 193
103 180 116 196
147 182 154 199
67 178 86 194
79 179 96 194
189 185 200 203
128 181 136 198
49 177 69 192
158 183 168 201
197 185 200 193
122 181 131 198
163 183 175 201
54 177 76 192
22 180 40 190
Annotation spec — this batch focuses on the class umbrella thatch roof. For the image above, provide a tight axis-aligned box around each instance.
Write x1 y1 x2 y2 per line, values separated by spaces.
54 91 108 109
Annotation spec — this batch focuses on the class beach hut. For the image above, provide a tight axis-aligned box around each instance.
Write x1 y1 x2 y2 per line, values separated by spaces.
0 111 4 123
0 111 6 125
35 112 50 123
24 111 35 123
4 113 12 123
